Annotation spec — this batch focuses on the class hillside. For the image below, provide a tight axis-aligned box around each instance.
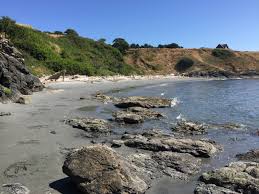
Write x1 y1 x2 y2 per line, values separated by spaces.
0 17 138 76
125 48 259 77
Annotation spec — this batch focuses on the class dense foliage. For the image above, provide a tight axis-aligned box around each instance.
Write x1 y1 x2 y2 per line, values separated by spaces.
212 49 234 59
0 17 138 76
112 38 129 54
175 57 194 72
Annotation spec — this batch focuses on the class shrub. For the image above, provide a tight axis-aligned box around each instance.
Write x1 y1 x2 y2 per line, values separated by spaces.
212 49 234 59
175 57 194 72
0 85 12 96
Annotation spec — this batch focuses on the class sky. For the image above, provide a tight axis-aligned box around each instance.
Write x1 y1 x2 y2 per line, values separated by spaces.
1 0 259 51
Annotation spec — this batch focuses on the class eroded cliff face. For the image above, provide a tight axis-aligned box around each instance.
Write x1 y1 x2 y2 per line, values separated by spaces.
0 37 43 102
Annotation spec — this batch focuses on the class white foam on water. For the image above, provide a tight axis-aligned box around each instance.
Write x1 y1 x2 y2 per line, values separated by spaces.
170 97 180 107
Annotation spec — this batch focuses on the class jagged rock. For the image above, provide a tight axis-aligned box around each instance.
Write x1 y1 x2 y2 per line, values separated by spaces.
114 96 172 109
236 149 259 163
62 145 149 194
121 132 218 158
113 111 144 124
128 151 202 180
128 107 165 119
0 38 43 102
2 183 30 194
194 183 239 194
198 161 259 193
0 112 11 116
66 117 110 137
172 120 207 135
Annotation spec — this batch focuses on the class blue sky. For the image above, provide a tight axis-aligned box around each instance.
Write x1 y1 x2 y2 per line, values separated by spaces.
1 0 259 51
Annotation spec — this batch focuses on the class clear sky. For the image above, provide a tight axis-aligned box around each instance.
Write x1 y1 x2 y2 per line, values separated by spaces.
1 0 259 51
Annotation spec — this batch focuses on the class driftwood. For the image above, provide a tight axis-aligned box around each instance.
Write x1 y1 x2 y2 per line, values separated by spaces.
47 70 66 81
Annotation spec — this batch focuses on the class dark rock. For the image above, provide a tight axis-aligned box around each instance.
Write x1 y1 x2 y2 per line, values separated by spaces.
66 117 111 137
2 183 30 194
50 130 56 134
236 149 259 163
113 111 144 124
198 161 259 193
114 96 172 109
128 107 165 119
0 38 43 102
194 183 239 194
121 132 218 158
0 112 11 116
172 120 207 135
62 145 149 194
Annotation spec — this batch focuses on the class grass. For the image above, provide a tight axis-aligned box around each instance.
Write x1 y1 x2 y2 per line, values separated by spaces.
0 85 12 96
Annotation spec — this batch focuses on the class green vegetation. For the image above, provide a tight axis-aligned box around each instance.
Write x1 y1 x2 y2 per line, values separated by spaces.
0 84 12 96
212 49 234 59
175 57 194 72
112 38 129 54
0 17 138 76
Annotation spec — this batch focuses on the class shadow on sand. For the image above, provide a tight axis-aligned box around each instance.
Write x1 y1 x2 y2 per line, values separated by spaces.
49 177 82 194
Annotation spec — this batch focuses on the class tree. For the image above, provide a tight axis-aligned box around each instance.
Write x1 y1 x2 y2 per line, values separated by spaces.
130 43 140 48
98 38 106 43
112 38 129 54
64 28 79 36
0 16 16 34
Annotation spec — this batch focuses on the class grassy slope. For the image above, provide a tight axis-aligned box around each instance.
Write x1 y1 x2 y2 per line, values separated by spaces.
125 48 259 75
4 24 138 77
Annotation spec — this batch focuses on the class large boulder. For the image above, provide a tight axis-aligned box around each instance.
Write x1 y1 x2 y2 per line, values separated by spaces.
197 161 259 193
121 132 219 158
0 38 43 102
66 117 111 137
62 145 149 194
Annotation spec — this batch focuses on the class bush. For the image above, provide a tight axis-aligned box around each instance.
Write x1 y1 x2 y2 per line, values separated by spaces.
212 49 234 59
175 57 194 72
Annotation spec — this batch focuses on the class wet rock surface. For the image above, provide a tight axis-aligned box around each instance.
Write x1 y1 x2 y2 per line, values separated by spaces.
66 117 111 137
121 132 218 158
172 119 208 135
236 149 259 163
197 161 259 193
194 183 239 194
1 183 30 194
62 145 149 194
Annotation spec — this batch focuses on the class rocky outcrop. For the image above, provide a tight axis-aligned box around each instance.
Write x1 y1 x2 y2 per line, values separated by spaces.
114 96 172 109
113 107 165 124
195 183 239 194
0 38 43 102
197 161 259 193
121 131 219 158
236 149 259 163
172 120 207 135
66 117 110 137
62 145 149 194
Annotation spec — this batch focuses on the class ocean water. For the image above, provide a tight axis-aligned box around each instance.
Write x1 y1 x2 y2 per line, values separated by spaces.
84 79 259 194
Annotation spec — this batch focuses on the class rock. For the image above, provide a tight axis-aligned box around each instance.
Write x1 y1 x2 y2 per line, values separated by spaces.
93 92 119 103
114 96 172 109
0 112 11 116
210 122 245 130
50 130 56 134
113 111 144 124
198 161 259 193
194 183 239 194
111 140 124 148
128 151 202 180
121 132 218 158
2 183 30 194
172 120 207 135
128 107 165 119
66 117 110 137
236 149 259 162
62 145 149 194
15 96 31 104
0 38 43 102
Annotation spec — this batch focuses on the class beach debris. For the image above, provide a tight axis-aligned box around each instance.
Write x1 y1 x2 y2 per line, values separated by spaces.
2 183 30 194
236 149 259 163
196 161 259 193
62 145 149 194
65 117 111 137
15 96 31 105
0 112 11 116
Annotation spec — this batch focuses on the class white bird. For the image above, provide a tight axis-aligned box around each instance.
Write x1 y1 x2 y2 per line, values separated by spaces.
160 92 165 96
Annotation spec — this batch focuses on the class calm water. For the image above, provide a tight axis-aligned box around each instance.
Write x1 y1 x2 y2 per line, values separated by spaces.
78 79 259 194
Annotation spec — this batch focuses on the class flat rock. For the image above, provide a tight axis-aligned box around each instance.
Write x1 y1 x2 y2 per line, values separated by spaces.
62 145 149 194
2 183 30 194
236 149 259 163
172 120 207 135
194 183 239 194
66 117 110 137
113 111 144 124
121 132 218 158
114 96 172 109
198 161 259 193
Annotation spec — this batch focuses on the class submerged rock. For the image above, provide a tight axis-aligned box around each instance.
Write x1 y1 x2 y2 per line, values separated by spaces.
172 120 207 135
197 161 259 193
113 107 165 124
195 183 239 194
114 96 172 109
66 117 110 137
121 132 218 158
2 183 30 194
62 145 149 194
236 149 259 163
